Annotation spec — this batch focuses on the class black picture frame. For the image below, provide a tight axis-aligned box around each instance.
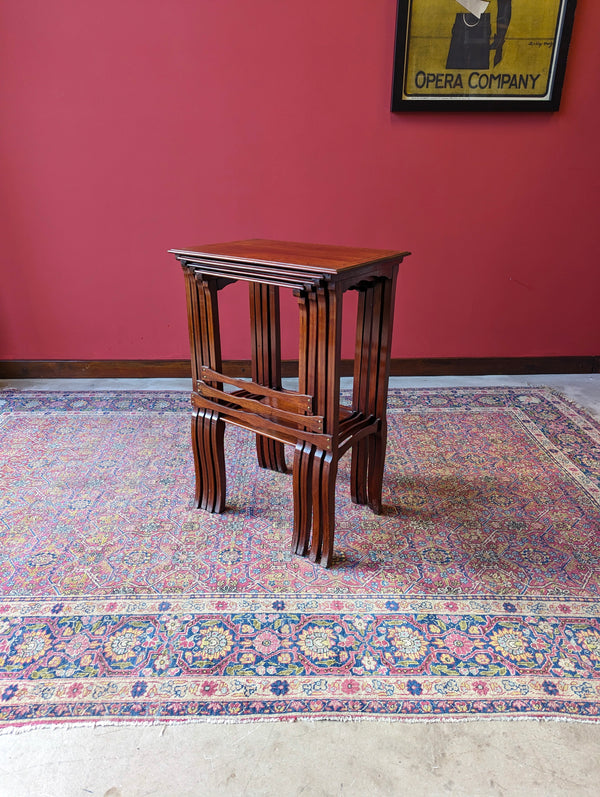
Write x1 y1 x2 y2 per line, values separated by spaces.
391 0 577 111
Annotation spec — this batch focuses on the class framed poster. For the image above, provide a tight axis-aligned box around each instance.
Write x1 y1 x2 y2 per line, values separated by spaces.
391 0 577 111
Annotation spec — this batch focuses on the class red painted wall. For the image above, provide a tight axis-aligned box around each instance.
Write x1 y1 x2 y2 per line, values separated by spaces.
1 0 599 362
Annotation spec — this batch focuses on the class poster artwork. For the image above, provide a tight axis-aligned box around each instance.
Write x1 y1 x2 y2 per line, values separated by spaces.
395 0 575 106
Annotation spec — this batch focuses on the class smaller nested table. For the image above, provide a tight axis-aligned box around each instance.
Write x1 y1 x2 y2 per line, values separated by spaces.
170 240 410 567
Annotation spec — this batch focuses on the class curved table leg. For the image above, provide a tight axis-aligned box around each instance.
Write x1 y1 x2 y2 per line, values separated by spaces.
351 439 369 506
367 424 386 514
351 275 396 514
191 407 226 513
257 436 287 473
291 443 338 568
309 449 338 568
291 441 314 557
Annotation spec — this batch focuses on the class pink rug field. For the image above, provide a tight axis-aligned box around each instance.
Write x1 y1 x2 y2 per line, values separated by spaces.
1 387 599 728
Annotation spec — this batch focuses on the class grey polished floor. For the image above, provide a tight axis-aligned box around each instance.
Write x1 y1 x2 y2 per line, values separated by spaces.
0 375 599 797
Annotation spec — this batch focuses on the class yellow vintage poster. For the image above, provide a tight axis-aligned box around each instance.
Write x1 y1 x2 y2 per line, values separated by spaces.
393 0 575 106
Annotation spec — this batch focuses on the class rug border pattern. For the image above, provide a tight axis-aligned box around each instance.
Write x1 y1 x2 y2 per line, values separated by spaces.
1 387 599 727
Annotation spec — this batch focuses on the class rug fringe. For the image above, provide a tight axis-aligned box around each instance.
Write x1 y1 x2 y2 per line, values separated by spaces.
1 713 599 737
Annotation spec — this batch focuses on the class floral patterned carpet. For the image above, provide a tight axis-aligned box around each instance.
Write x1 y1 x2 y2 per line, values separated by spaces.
1 387 599 728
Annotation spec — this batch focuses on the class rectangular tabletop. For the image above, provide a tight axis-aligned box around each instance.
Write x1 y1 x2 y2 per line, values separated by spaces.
169 239 410 275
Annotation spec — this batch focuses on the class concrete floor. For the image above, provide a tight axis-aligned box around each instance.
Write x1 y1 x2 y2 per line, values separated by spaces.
1 374 599 797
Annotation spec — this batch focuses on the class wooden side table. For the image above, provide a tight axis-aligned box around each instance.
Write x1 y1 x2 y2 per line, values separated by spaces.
170 240 410 567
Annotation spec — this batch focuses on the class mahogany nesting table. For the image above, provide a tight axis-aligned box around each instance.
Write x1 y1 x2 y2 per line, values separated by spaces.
170 240 410 567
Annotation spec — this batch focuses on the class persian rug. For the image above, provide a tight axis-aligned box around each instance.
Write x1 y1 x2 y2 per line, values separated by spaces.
0 387 599 730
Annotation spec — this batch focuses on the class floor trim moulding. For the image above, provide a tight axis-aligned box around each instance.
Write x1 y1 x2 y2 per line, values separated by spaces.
1 357 599 380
